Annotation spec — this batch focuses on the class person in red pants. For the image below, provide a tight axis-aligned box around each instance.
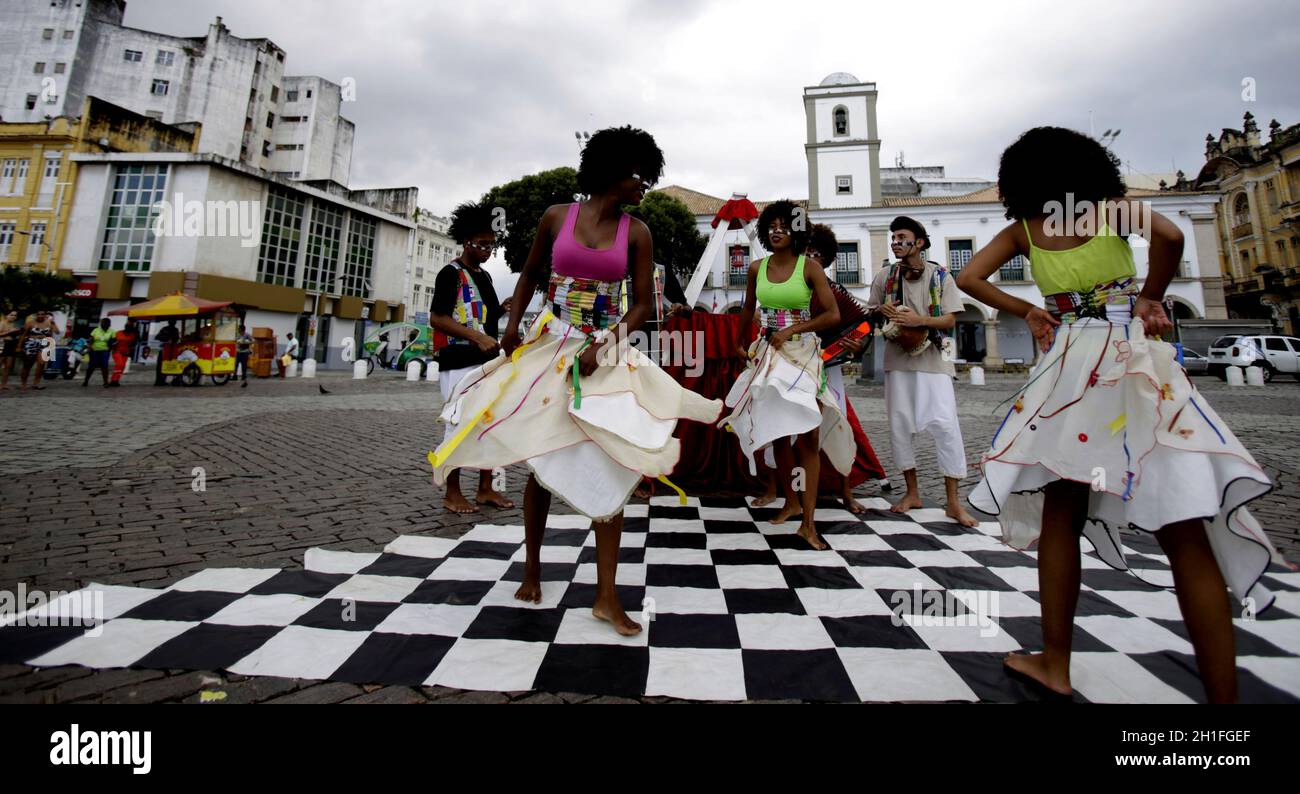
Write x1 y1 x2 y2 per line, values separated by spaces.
109 321 138 387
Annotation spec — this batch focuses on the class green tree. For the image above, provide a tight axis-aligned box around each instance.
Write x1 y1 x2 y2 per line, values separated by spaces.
0 266 74 317
626 190 707 286
481 167 580 276
480 170 706 292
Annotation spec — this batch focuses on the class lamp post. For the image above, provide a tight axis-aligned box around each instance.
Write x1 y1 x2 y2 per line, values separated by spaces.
16 230 54 270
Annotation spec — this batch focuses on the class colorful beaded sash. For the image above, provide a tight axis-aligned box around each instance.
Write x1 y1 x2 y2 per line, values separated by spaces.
759 307 810 332
547 273 623 335
1045 278 1137 323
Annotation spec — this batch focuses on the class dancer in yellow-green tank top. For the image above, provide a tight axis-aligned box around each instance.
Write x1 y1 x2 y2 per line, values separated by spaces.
957 126 1283 703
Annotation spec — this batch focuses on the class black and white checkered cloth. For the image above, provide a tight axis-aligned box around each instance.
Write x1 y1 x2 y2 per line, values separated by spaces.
3 496 1297 702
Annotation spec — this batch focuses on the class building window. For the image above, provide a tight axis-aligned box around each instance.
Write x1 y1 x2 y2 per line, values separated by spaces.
833 106 849 136
156 50 174 67
835 243 860 284
417 239 424 258
1277 240 1289 268
25 95 37 110
63 30 75 40
257 187 305 286
415 266 424 278
42 155 60 179
54 62 66 74
286 89 299 102
262 140 271 158
4 159 30 195
42 29 54 41
303 202 344 292
306 89 313 98
728 244 750 287
947 239 974 273
151 79 169 96
124 49 143 63
98 164 167 272
342 215 376 297
1232 193 1251 229
999 254 1029 281
270 86 280 103
835 175 852 195
34 62 46 74
25 222 47 264
145 111 163 121
275 144 303 151
1266 179 1279 213
266 112 275 129
0 223 14 263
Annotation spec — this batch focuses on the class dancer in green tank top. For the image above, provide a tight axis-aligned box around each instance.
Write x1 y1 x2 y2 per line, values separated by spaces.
957 126 1282 703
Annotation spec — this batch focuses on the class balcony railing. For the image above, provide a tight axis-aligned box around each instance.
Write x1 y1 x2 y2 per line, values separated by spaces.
1231 222 1254 239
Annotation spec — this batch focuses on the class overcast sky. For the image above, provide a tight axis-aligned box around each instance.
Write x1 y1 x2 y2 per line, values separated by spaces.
125 0 1299 216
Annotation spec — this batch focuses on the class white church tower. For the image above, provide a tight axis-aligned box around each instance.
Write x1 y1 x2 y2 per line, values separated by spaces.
803 73 882 210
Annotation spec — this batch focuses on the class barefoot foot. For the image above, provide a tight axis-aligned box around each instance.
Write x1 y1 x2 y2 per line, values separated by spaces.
475 489 515 509
841 494 866 514
1003 652 1072 696
890 491 923 514
592 595 642 636
769 500 802 525
751 491 779 507
945 502 979 528
442 493 480 514
797 523 828 550
514 576 543 604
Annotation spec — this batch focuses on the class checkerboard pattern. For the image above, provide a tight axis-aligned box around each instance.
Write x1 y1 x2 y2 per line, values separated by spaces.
3 496 1298 702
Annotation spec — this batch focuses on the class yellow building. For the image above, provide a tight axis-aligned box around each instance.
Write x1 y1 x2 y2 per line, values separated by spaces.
1195 113 1300 333
0 96 197 274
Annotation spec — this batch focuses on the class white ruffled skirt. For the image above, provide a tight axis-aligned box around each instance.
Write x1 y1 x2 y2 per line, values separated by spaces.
431 312 723 521
968 314 1282 610
717 333 855 478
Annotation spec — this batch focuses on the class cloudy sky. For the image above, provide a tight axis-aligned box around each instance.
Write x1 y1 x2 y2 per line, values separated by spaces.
126 0 1300 217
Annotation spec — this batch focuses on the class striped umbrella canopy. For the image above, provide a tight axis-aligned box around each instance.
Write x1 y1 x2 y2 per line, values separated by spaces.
107 293 233 319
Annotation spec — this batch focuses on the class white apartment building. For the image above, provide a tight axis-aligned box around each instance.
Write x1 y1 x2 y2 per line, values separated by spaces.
0 1 353 184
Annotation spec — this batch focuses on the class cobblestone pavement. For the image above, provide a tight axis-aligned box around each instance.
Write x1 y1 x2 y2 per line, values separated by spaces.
1 368 1297 703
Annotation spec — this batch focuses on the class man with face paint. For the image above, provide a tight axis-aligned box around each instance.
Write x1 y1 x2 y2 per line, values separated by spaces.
866 216 978 527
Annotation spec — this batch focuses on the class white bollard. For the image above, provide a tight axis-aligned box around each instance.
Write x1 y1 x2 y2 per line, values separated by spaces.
301 358 317 378
1245 366 1266 386
1225 365 1244 387
353 359 368 379
406 360 422 381
969 365 985 386
287 359 299 378
426 361 439 382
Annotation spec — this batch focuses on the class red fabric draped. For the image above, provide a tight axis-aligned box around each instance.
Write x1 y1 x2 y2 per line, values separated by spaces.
658 311 888 494
660 312 762 491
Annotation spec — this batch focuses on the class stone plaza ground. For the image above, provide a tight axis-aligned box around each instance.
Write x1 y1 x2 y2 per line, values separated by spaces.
1 366 1297 703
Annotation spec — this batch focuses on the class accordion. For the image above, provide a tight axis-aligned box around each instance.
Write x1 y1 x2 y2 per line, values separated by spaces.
816 282 873 367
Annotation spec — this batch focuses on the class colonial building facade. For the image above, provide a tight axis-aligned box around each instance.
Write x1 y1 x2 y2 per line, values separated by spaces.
1195 113 1300 335
660 73 1230 370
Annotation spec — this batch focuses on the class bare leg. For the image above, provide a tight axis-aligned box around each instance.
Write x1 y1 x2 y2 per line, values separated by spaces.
475 468 514 508
752 466 779 507
840 477 866 514
442 468 479 514
1004 479 1087 695
770 438 802 524
0 356 11 388
1157 519 1237 703
514 473 549 604
890 469 924 513
944 476 978 527
794 429 826 550
591 511 641 635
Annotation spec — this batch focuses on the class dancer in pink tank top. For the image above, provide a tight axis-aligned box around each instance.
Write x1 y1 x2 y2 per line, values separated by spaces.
430 126 723 636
